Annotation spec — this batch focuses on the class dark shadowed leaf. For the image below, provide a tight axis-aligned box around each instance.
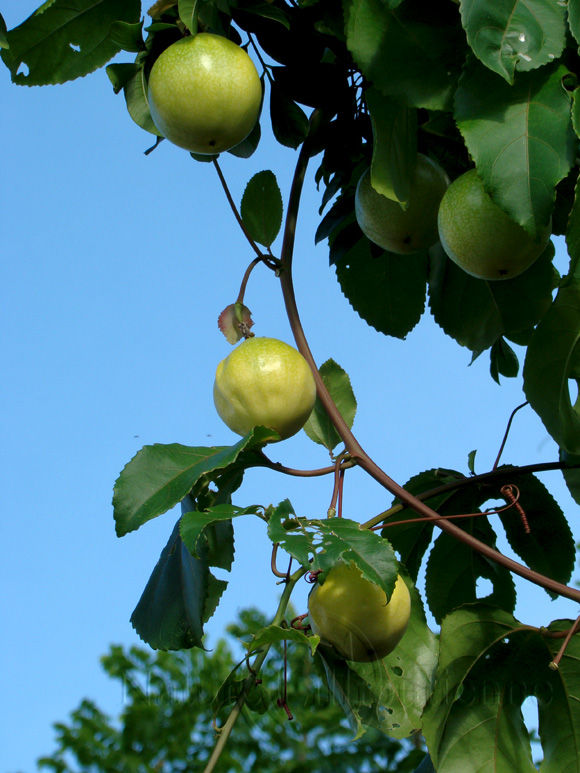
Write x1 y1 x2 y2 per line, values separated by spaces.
490 337 519 383
269 81 309 148
523 279 580 453
429 242 556 353
560 449 580 505
496 472 575 596
130 519 208 650
425 514 516 623
335 237 428 339
382 467 467 580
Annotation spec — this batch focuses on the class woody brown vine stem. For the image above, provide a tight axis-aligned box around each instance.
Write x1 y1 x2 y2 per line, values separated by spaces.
278 110 580 605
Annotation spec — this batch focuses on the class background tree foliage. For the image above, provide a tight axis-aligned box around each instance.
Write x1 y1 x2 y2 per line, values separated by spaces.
3 0 580 771
36 608 424 773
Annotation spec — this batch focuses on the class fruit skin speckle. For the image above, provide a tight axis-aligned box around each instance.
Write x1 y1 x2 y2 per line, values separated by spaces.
438 169 551 280
147 33 262 154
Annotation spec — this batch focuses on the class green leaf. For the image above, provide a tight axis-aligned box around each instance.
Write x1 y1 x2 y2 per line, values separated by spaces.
267 506 398 596
123 64 164 135
425 515 516 623
565 169 580 280
130 519 208 650
0 13 9 49
459 0 566 83
240 170 283 247
344 0 461 109
335 236 428 339
106 62 137 93
269 81 309 148
109 20 144 53
382 468 467 580
497 473 575 596
428 241 556 353
178 0 198 35
467 450 477 474
539 619 580 772
523 279 580 453
422 606 537 772
567 0 580 50
227 119 261 159
1 0 141 85
304 359 357 451
113 427 276 536
455 60 575 237
314 648 375 739
349 578 439 738
244 624 320 656
490 337 519 383
560 448 580 505
180 503 262 558
366 88 417 205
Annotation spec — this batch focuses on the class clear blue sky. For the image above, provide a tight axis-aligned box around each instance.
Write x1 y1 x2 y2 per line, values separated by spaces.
2 3 578 771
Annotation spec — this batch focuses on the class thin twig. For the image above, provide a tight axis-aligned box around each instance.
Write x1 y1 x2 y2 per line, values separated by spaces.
493 401 529 470
549 614 580 670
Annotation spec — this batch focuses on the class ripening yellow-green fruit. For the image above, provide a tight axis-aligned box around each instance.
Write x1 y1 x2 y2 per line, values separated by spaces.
437 169 551 280
147 32 262 154
355 154 449 254
308 562 411 662
213 337 317 440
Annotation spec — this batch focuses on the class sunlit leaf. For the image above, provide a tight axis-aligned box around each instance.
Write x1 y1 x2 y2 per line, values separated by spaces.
240 170 283 247
113 427 277 536
2 0 140 85
366 87 417 205
455 60 575 237
345 0 461 109
267 506 398 596
304 359 357 451
459 0 566 83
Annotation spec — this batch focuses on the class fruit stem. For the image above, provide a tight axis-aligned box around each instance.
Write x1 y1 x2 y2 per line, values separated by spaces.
276 111 580 605
202 566 305 773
